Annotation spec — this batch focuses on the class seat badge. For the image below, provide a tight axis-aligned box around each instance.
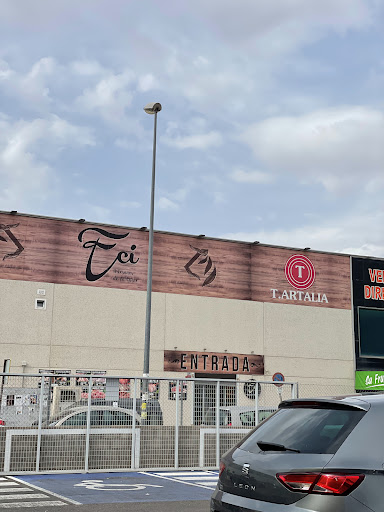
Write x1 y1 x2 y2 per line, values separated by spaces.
242 463 250 475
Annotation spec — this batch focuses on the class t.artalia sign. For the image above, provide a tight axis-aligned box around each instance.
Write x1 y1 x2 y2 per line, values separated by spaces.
252 247 351 310
272 254 327 303
164 350 264 375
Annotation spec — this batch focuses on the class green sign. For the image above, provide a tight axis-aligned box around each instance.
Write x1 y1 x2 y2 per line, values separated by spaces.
355 371 384 391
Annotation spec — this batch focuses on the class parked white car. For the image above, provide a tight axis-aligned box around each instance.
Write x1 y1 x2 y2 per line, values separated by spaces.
202 406 276 427
43 405 140 428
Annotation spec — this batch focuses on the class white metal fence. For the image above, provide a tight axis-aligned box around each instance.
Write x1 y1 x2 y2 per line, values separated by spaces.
0 373 298 474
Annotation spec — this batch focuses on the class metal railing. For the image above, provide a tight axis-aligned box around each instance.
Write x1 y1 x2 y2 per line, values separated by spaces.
0 373 298 474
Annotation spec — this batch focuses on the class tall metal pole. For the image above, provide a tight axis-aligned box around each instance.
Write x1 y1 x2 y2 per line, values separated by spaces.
143 110 158 379
141 102 161 424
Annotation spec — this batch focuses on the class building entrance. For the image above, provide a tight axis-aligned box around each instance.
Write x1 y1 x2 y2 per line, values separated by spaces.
193 373 236 425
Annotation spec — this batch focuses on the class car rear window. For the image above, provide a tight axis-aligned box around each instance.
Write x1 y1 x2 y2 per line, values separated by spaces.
239 407 365 454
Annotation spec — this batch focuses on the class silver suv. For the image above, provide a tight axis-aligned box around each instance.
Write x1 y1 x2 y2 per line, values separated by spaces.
211 394 382 511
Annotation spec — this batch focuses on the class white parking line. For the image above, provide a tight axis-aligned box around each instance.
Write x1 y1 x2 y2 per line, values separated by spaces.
155 472 214 476
140 471 218 490
8 477 81 505
0 483 18 487
0 501 67 508
0 494 48 501
177 476 218 481
0 489 31 494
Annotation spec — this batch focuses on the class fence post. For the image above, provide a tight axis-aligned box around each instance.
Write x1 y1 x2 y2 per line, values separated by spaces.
131 378 137 469
254 382 259 427
215 380 220 468
35 375 45 472
174 379 180 469
84 376 92 472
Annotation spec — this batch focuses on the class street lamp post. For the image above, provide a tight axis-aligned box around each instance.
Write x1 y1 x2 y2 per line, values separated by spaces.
142 102 162 422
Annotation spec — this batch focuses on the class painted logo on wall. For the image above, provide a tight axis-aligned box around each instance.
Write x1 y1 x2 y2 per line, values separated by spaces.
285 254 316 290
270 253 328 304
78 227 139 281
0 223 24 260
184 245 217 286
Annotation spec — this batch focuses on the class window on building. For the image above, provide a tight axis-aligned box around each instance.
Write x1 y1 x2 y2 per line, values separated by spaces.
359 307 384 358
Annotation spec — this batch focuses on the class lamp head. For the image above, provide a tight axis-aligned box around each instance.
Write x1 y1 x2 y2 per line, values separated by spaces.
144 102 162 114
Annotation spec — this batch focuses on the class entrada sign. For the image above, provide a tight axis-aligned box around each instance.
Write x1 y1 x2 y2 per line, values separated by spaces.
164 350 264 375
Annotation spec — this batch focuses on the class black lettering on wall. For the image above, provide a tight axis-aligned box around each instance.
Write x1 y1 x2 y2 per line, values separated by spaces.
78 228 139 281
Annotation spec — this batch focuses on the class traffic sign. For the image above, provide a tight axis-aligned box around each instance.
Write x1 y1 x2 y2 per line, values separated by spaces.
272 372 285 387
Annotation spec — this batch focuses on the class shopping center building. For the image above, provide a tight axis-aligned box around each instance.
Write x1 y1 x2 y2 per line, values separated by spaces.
1 210 383 398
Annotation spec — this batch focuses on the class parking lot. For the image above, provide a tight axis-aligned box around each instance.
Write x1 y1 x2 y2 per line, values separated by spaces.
14 471 218 506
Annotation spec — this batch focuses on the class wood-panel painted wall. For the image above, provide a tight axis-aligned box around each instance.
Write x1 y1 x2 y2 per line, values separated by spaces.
0 213 351 309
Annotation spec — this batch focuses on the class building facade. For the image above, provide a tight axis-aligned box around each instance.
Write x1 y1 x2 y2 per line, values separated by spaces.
1 210 381 398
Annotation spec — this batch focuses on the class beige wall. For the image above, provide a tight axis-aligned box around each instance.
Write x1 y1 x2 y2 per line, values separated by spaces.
0 278 355 395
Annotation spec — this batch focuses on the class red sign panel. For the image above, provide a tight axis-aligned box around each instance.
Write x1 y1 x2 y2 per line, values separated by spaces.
285 254 316 290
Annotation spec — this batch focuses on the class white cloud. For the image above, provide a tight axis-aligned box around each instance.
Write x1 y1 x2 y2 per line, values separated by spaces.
75 70 135 120
74 188 87 196
342 244 384 258
0 60 13 80
0 0 380 252
85 204 112 222
163 131 222 150
0 57 59 111
230 168 273 184
137 73 157 92
223 207 384 257
187 0 373 51
241 106 384 193
0 1 376 125
157 197 179 210
0 114 95 211
70 59 107 77
47 115 95 147
120 201 141 209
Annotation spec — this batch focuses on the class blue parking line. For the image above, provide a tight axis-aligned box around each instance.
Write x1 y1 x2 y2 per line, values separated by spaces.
17 471 217 504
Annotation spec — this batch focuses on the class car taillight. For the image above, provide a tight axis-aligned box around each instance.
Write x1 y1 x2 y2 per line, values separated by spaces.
0 420 5 426
219 461 225 477
277 473 364 496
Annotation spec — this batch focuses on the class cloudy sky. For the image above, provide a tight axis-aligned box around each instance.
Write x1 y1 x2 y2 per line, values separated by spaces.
1 0 384 256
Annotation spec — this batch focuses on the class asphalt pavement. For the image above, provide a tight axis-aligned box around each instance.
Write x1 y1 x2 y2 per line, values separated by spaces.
0 471 216 511
62 501 208 512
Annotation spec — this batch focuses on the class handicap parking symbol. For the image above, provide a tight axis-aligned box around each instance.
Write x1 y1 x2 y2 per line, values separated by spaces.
74 479 163 491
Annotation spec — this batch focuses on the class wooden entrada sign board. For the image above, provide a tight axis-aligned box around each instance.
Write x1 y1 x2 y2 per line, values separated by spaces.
0 212 351 309
164 350 264 375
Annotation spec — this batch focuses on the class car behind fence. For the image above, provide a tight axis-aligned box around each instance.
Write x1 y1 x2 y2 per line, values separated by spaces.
0 373 352 474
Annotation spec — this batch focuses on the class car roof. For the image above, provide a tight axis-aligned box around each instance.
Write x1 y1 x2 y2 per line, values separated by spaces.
64 405 134 413
210 406 274 412
279 394 383 412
